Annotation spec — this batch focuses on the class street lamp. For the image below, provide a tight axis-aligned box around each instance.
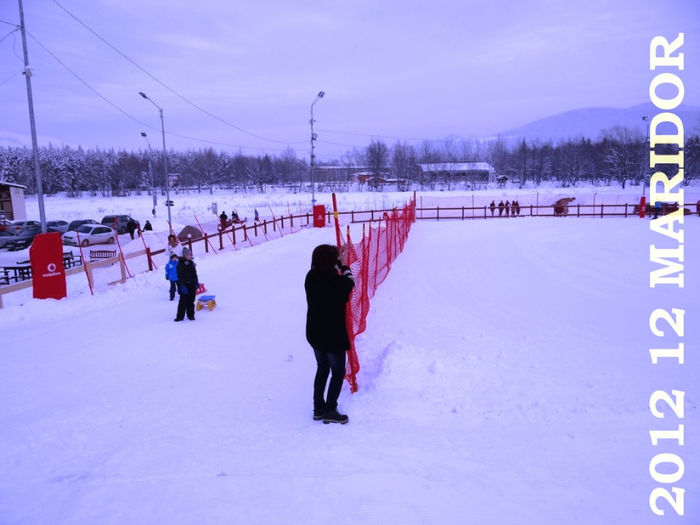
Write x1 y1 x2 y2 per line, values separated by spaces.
140 132 157 217
139 91 171 227
310 90 325 205
641 115 650 198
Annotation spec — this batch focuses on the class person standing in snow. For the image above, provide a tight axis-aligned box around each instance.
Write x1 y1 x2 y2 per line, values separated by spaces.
175 247 199 322
304 244 355 424
489 200 495 216
126 218 137 240
143 220 153 231
165 253 179 301
498 200 504 216
166 234 180 258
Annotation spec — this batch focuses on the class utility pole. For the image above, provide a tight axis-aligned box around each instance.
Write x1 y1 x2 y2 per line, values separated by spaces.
310 91 325 205
18 0 47 232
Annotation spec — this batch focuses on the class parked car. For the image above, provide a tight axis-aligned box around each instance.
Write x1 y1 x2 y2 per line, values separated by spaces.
46 220 70 233
101 215 139 234
68 219 98 231
0 215 8 232
0 230 16 248
7 220 41 235
4 225 41 251
62 224 116 247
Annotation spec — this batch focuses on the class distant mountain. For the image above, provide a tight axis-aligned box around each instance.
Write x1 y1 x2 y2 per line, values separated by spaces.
500 103 700 143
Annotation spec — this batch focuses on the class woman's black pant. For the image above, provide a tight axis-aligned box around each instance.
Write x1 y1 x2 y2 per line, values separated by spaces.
313 348 346 412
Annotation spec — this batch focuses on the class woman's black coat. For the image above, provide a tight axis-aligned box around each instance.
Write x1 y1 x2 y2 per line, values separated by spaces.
305 269 355 353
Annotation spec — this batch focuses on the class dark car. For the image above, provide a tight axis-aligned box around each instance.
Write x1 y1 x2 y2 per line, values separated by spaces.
4 225 41 251
101 215 139 234
68 219 98 231
46 220 70 233
0 230 16 248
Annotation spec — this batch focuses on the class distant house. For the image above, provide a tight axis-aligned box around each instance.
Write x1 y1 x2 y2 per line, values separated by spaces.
418 162 496 183
0 181 27 221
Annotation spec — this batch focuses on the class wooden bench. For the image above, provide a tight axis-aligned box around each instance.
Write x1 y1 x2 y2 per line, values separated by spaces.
89 249 117 262
63 251 83 268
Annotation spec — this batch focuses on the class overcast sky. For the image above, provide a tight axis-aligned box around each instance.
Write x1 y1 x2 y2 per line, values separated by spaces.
1 0 698 160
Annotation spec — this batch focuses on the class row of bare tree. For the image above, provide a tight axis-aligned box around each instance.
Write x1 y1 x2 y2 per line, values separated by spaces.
1 127 696 194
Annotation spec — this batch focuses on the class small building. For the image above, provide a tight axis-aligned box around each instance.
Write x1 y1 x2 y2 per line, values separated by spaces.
418 162 496 183
0 181 27 221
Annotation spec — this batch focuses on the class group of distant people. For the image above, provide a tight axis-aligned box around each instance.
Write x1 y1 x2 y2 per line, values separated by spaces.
125 218 153 240
219 209 261 230
489 200 521 217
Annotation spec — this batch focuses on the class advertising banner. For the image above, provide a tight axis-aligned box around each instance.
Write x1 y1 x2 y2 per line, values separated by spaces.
30 232 67 300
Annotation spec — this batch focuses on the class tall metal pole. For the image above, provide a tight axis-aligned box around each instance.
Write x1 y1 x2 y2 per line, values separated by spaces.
310 104 315 205
310 91 324 206
139 92 171 227
158 108 171 226
141 132 156 217
18 0 47 232
641 115 650 199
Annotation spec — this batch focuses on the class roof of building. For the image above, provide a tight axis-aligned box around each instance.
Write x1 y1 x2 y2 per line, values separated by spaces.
0 180 27 189
418 162 494 173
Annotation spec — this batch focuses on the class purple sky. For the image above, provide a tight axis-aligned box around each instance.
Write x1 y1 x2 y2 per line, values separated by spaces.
1 0 698 160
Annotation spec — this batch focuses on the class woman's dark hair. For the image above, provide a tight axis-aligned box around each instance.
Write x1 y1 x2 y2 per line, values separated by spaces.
311 244 339 273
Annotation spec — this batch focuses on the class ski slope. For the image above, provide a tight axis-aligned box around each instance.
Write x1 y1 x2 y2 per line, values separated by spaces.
1 217 698 524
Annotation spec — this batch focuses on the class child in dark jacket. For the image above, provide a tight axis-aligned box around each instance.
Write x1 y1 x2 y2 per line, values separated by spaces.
175 247 199 322
165 254 179 301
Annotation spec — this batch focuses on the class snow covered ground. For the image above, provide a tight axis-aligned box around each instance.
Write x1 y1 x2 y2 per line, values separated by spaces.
1 188 698 523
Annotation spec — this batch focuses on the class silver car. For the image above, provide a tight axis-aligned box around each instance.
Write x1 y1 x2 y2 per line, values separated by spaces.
62 224 116 247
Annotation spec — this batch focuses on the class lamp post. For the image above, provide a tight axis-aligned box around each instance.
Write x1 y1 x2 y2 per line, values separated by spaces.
310 91 325 205
140 132 157 217
641 115 650 199
139 91 171 227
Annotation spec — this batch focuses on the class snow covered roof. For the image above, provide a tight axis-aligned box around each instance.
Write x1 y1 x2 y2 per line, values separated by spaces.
0 180 27 189
418 162 494 173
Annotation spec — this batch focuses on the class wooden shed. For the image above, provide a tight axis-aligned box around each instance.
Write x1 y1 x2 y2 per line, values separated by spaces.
0 181 27 221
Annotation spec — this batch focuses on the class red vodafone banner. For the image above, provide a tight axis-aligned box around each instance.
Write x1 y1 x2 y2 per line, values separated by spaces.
30 232 67 300
313 204 326 227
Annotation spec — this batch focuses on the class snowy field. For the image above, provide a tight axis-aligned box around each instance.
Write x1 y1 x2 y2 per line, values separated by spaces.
1 188 699 524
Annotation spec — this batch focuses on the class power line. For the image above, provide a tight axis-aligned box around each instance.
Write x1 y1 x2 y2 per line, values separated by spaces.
316 127 459 144
25 31 289 154
51 0 307 146
0 27 19 45
0 19 18 27
0 70 22 88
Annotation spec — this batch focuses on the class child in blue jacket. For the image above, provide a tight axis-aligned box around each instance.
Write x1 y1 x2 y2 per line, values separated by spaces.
165 253 179 301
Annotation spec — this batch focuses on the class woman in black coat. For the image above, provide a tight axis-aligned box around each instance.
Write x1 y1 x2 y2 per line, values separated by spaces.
305 244 355 424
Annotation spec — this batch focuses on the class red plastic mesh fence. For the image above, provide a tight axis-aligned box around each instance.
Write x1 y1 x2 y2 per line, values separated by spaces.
340 197 416 392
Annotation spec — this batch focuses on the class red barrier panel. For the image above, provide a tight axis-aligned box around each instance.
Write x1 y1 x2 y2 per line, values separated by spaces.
30 232 67 300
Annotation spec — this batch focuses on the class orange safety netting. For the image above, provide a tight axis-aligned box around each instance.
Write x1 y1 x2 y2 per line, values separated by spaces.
339 197 416 392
